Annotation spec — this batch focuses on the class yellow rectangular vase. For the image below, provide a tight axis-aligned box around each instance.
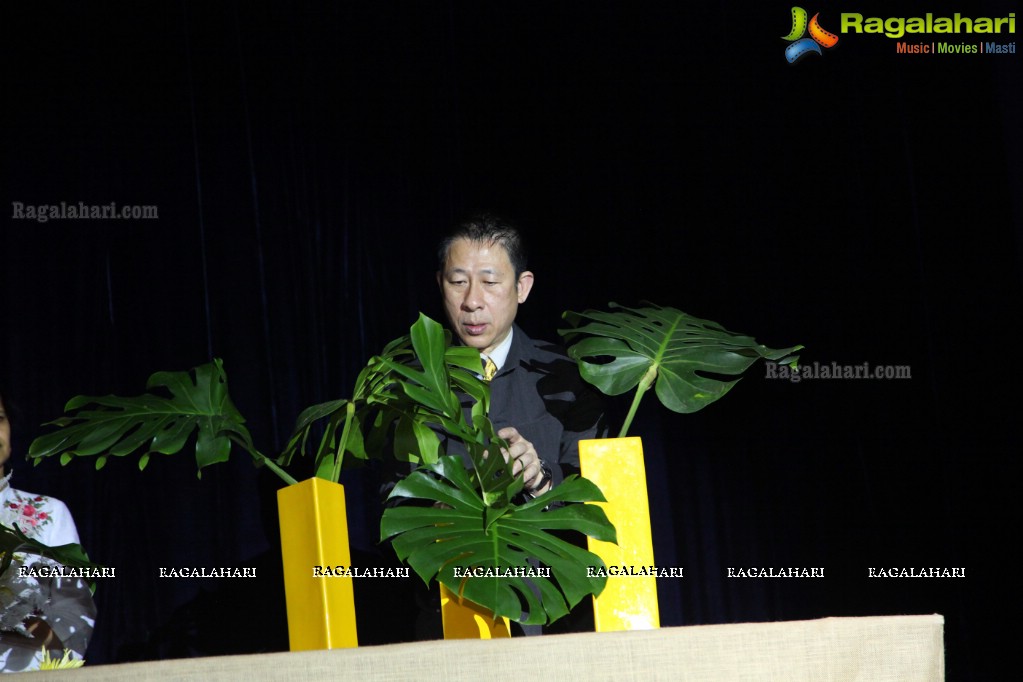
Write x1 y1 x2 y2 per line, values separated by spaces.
440 583 511 639
277 477 358 650
579 437 660 631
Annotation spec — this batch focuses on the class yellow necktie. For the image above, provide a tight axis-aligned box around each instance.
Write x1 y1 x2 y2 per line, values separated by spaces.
483 356 498 382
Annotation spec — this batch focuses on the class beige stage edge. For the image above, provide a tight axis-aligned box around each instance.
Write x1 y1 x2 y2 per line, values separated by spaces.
36 615 944 681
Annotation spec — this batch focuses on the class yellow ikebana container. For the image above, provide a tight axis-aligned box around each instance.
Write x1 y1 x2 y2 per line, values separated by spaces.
579 437 660 631
439 583 511 639
277 477 358 650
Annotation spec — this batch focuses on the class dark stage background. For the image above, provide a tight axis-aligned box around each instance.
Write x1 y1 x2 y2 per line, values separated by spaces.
2 1 1019 679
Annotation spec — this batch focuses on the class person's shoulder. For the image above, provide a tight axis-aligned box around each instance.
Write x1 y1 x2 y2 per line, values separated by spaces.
512 326 571 361
7 486 71 508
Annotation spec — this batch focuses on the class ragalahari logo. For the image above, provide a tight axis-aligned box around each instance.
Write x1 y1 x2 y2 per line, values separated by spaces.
782 7 839 63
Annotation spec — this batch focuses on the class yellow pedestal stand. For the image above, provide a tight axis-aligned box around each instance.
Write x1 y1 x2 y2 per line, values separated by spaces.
439 583 512 639
579 437 660 631
277 477 359 650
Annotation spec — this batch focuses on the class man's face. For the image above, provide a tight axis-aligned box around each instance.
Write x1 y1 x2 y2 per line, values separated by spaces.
438 238 534 356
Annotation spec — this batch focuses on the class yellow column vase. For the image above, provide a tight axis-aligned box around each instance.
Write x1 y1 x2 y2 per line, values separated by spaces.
579 437 660 631
440 583 511 639
277 477 358 650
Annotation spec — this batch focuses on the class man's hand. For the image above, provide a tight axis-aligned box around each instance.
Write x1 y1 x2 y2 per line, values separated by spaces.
496 427 551 495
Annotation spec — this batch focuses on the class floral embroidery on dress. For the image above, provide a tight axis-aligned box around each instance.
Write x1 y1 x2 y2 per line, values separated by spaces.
2 491 54 539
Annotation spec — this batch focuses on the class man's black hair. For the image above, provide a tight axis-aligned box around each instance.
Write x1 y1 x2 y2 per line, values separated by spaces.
437 213 528 278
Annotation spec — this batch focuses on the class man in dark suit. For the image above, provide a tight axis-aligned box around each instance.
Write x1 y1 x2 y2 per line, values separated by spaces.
380 213 605 639
436 213 606 496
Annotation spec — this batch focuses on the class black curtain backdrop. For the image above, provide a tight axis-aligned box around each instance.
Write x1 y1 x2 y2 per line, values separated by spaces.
2 1 1019 678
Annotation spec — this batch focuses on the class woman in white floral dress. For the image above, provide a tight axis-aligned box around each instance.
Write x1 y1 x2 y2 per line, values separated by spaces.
1 390 97 672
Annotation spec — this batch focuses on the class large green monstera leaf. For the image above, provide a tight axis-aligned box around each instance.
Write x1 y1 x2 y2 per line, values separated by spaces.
27 360 292 483
561 303 802 436
380 455 616 625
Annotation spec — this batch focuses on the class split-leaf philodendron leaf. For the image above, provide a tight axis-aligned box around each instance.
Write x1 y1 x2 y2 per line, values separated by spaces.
561 302 802 436
380 455 616 625
26 359 292 483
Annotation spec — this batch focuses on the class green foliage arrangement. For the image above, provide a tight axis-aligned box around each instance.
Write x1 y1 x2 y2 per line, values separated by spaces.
279 315 502 490
560 302 802 435
26 314 615 626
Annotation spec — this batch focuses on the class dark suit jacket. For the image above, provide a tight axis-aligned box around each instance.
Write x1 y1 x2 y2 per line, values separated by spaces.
484 325 607 487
